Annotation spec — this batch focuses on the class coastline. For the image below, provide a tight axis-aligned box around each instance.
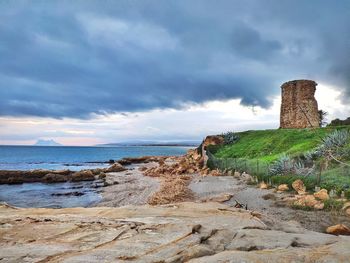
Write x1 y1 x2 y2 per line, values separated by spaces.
1 153 350 261
1 153 349 233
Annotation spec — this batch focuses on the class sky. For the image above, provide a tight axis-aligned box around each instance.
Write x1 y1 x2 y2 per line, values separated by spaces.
0 0 349 145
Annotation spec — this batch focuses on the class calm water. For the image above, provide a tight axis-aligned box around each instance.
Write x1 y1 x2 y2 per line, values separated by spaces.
0 145 190 170
0 146 190 208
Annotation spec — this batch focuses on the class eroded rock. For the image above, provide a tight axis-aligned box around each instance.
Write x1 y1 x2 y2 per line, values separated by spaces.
292 179 306 195
326 224 350 236
277 184 289 192
314 189 329 201
0 202 349 262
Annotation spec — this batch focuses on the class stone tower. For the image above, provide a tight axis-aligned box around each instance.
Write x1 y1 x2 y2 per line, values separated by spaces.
280 80 320 129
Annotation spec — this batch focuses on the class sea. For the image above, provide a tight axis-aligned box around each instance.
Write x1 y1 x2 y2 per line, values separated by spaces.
0 145 191 208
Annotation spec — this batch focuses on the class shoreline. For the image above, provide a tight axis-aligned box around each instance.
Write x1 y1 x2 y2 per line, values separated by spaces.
1 154 349 233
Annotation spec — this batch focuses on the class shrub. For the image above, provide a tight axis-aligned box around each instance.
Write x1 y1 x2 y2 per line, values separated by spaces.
221 131 239 145
323 199 345 211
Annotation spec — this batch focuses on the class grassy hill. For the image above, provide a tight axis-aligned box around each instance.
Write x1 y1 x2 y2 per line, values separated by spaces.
214 127 349 162
211 126 350 199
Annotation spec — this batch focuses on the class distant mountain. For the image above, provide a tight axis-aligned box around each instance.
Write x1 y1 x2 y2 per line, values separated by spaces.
34 139 62 146
97 140 200 147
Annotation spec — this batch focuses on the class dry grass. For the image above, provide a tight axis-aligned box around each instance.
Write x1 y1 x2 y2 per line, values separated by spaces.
147 175 194 205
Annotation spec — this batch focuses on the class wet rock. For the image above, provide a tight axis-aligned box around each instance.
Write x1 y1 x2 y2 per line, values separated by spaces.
97 173 106 179
91 168 104 175
42 173 68 183
277 184 289 192
313 189 329 201
326 224 350 236
71 170 95 182
105 163 127 173
292 179 306 195
52 191 85 197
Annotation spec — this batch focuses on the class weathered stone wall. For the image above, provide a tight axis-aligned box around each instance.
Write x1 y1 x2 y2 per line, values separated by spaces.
280 80 320 129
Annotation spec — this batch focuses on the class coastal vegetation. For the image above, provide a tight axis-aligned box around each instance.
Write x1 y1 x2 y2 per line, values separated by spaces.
209 127 350 198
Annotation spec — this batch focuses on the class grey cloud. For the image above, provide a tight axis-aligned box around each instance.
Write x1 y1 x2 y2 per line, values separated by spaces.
0 0 349 118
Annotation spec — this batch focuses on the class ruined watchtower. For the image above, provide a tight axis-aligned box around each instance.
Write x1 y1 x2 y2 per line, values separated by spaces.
280 80 319 129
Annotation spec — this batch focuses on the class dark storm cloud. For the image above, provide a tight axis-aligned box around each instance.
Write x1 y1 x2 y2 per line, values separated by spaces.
0 0 349 118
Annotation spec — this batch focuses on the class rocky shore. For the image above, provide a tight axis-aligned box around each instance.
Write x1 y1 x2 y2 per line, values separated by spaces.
1 202 350 262
1 147 350 261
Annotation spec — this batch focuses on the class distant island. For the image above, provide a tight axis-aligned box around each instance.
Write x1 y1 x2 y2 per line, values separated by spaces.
97 140 200 147
34 139 62 146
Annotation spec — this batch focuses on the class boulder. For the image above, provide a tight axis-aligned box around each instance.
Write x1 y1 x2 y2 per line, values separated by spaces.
313 189 329 201
98 173 107 179
342 202 350 217
292 179 306 195
294 195 318 207
277 184 289 192
209 169 221 176
105 163 126 173
259 182 268 189
71 170 95 182
314 202 325 210
326 224 350 236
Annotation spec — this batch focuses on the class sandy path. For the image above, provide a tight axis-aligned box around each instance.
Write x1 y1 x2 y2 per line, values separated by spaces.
190 175 350 233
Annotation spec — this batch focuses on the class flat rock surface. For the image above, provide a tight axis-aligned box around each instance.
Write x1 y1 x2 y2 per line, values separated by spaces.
95 163 160 207
1 202 349 262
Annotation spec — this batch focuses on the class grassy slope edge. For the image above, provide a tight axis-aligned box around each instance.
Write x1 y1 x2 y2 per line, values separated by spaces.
214 127 349 162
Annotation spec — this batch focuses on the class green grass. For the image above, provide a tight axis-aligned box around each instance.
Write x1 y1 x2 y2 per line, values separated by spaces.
324 199 345 211
214 127 349 162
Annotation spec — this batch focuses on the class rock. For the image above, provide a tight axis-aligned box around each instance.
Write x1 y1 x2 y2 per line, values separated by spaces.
280 80 319 129
200 168 210 176
346 208 350 217
241 172 253 183
199 135 225 166
342 202 350 211
233 171 241 178
277 184 289 192
314 202 325 210
0 202 349 262
118 156 160 165
51 191 85 197
292 179 306 195
314 189 329 201
91 168 104 175
326 224 350 236
97 173 106 179
71 170 95 182
209 169 221 176
187 149 201 161
342 202 350 216
42 173 68 183
259 182 268 189
105 163 127 173
204 194 233 203
294 195 318 207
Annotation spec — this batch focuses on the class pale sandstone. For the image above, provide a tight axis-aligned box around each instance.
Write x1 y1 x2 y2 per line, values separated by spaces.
292 179 306 195
0 202 349 262
314 189 330 201
277 184 289 192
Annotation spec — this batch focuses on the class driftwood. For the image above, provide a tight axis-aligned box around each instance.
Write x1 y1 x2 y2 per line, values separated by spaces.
234 200 248 210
